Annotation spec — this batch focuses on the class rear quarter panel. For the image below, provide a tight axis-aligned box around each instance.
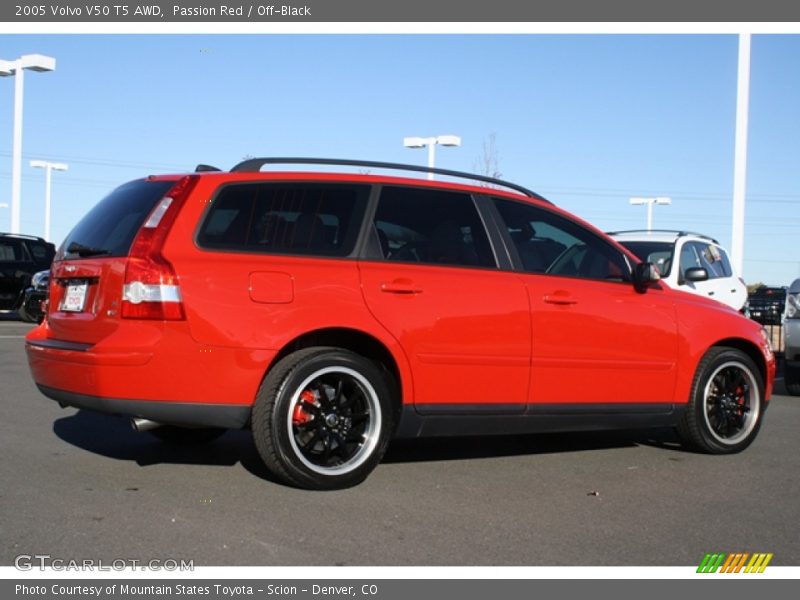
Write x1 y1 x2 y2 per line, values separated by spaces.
163 177 415 404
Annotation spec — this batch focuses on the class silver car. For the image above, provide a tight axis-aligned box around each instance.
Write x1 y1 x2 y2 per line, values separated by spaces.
785 278 800 396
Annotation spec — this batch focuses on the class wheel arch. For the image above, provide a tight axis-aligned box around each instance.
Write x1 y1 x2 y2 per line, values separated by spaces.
712 337 769 389
266 327 407 427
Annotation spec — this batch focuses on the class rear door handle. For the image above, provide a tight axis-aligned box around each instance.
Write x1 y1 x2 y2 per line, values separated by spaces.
543 292 578 305
381 280 422 295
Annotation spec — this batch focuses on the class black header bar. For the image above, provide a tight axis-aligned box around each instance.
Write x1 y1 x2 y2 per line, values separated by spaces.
3 0 800 23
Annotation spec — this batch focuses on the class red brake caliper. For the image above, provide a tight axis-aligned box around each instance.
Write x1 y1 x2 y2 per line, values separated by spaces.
292 390 317 425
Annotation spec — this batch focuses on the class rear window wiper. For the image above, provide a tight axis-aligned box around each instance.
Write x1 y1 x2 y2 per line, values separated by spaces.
66 242 111 257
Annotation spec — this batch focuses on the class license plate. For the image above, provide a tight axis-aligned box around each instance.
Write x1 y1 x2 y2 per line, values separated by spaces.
60 282 88 312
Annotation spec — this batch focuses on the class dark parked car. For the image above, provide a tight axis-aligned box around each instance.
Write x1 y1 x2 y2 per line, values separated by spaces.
747 285 787 326
17 270 49 323
0 234 55 318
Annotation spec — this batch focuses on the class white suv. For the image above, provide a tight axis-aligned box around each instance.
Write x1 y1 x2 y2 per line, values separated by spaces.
609 230 747 312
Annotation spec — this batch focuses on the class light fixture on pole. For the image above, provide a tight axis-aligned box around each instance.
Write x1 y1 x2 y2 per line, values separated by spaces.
629 196 671 231
30 160 68 242
403 135 461 180
0 54 56 234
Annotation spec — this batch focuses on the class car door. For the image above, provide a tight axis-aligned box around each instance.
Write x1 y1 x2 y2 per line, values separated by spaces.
491 197 680 405
358 185 531 413
678 240 746 309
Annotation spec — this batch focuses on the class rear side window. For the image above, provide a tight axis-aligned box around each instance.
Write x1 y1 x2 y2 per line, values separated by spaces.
197 183 370 257
62 179 176 259
371 186 496 269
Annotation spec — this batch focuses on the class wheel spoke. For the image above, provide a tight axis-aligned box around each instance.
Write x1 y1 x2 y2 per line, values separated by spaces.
299 400 321 415
311 382 334 412
333 379 344 406
349 411 370 425
321 433 334 464
346 430 365 444
330 432 351 459
298 428 320 452
341 385 362 409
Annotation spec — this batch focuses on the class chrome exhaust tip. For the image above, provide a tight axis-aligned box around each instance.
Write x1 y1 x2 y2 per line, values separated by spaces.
131 418 162 432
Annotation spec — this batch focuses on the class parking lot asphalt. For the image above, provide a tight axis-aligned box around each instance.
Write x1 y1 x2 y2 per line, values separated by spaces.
1 320 798 567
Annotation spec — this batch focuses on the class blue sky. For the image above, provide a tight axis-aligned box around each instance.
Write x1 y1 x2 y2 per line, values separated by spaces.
1 34 799 285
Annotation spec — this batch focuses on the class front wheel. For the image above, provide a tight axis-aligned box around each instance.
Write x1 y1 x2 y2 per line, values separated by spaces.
677 347 765 454
251 347 394 490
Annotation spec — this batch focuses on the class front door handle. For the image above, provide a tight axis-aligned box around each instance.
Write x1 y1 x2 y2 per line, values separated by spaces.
381 279 422 295
543 292 578 305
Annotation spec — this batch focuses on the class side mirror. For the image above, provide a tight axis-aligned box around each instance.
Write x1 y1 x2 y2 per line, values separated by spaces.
633 262 660 293
684 267 709 282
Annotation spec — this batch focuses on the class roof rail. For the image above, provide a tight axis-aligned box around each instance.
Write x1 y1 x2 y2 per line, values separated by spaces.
0 232 48 242
606 229 719 244
229 157 550 203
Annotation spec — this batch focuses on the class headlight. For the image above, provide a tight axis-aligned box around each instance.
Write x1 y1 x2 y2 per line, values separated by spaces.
31 271 49 291
787 293 800 319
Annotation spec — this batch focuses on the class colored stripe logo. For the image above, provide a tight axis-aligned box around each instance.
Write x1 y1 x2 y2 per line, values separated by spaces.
697 552 773 573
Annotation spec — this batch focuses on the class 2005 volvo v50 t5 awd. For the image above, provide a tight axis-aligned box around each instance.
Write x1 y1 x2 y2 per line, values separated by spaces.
25 158 776 489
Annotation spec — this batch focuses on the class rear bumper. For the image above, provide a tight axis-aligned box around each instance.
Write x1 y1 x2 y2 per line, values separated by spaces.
38 385 250 428
25 321 277 420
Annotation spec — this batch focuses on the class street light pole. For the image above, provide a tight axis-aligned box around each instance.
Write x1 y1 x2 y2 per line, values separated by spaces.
731 33 751 276
0 54 56 234
30 160 68 242
12 65 25 235
403 135 462 180
630 196 671 231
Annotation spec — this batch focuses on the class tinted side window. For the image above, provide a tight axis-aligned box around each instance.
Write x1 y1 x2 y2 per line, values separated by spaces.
680 241 732 280
197 183 369 258
372 186 496 269
0 239 28 263
28 241 55 266
62 179 176 259
493 198 630 282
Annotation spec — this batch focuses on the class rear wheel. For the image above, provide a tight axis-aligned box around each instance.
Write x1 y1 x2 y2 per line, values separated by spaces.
252 347 393 490
785 363 800 396
147 426 226 445
677 347 764 454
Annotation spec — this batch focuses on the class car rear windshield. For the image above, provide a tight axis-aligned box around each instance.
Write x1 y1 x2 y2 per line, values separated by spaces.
61 179 176 259
196 182 370 258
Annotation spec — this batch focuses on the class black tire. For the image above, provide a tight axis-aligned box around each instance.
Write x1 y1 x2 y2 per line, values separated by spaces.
147 426 226 445
251 347 394 490
677 347 764 454
17 300 42 323
785 364 800 397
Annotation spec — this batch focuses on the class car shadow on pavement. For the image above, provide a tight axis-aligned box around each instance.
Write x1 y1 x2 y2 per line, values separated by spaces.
52 410 284 483
383 427 681 463
53 410 690 481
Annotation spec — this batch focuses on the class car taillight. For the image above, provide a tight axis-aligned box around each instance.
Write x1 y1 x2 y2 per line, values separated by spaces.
121 176 198 321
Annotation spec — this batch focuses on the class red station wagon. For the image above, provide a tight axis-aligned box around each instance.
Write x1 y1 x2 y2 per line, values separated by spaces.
25 158 776 489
